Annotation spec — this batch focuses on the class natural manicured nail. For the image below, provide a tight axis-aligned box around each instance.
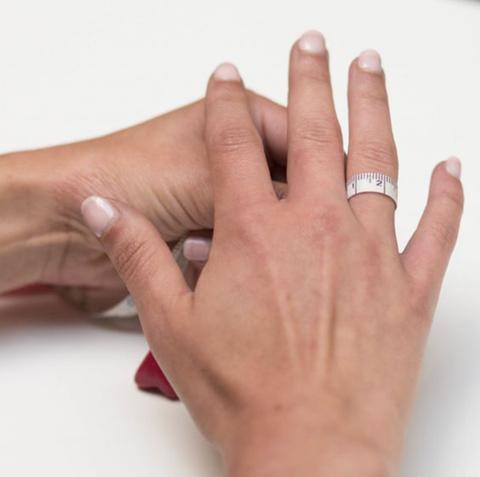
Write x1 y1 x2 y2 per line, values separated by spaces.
183 237 212 262
81 196 119 238
213 63 241 81
445 157 462 179
358 49 382 73
298 30 326 54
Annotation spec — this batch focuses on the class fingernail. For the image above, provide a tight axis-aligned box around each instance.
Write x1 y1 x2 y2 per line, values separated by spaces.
358 49 382 73
297 30 326 54
445 156 462 179
213 62 241 81
81 196 119 238
183 237 212 262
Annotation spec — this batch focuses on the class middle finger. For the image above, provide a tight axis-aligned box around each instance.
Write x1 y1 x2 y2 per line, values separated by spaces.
287 30 346 203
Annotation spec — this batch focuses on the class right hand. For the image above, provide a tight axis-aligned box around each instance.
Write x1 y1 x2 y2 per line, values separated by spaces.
81 32 463 476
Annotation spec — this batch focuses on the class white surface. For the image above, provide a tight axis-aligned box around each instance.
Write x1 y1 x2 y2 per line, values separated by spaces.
0 0 479 475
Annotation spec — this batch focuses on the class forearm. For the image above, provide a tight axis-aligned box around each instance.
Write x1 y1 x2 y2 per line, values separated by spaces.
0 151 67 292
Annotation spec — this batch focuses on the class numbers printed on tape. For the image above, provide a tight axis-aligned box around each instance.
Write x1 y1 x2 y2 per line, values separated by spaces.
346 172 398 208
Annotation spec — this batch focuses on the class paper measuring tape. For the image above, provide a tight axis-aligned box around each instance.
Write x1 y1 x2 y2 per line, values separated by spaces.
346 172 397 208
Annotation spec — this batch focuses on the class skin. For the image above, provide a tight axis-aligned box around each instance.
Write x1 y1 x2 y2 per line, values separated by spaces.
0 93 287 310
83 35 464 476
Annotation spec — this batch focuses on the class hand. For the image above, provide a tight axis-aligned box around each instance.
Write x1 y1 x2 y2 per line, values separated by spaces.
0 93 286 310
81 32 463 476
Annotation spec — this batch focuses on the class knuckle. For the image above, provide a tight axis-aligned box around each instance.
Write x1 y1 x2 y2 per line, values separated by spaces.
292 51 331 84
426 216 458 251
161 300 191 341
296 63 331 85
361 235 383 260
238 228 270 257
114 238 155 284
437 186 464 211
306 203 346 238
232 207 272 254
351 139 397 172
408 285 435 323
291 116 343 154
357 87 388 107
209 124 259 155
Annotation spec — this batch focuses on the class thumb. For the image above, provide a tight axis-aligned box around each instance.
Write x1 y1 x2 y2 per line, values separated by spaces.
402 158 464 295
80 196 190 320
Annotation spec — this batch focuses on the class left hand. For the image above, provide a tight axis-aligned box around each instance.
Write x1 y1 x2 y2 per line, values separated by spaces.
0 93 286 311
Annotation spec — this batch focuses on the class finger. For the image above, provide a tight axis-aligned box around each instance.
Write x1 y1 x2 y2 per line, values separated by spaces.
184 262 204 289
183 236 212 263
402 158 463 295
287 30 345 202
182 182 287 264
190 261 207 272
248 92 288 165
81 196 190 320
205 63 276 214
55 284 128 314
347 50 398 236
183 235 209 288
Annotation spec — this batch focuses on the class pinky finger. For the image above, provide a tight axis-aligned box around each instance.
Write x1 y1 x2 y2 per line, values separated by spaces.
402 157 464 294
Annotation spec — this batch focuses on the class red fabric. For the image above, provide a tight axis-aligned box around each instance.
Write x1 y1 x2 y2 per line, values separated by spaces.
4 284 52 296
135 352 179 400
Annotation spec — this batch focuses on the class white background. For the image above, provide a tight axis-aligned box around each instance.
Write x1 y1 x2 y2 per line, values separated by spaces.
0 0 479 475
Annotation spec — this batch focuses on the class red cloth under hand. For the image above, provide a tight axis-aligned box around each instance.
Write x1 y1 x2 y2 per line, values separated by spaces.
135 352 179 400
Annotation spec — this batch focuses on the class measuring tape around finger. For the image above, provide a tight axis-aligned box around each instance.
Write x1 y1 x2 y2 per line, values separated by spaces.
346 172 398 208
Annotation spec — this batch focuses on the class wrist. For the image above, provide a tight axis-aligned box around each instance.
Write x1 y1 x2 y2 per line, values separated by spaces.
221 400 395 477
0 150 69 291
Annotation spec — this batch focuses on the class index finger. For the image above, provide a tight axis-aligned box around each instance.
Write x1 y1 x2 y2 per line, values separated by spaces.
205 63 276 216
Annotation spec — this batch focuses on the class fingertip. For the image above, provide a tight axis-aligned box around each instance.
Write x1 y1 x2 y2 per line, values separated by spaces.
444 156 462 180
183 237 211 262
296 30 327 55
207 62 247 106
81 196 119 239
348 53 386 90
429 157 464 207
357 49 383 74
206 63 244 102
212 62 242 82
